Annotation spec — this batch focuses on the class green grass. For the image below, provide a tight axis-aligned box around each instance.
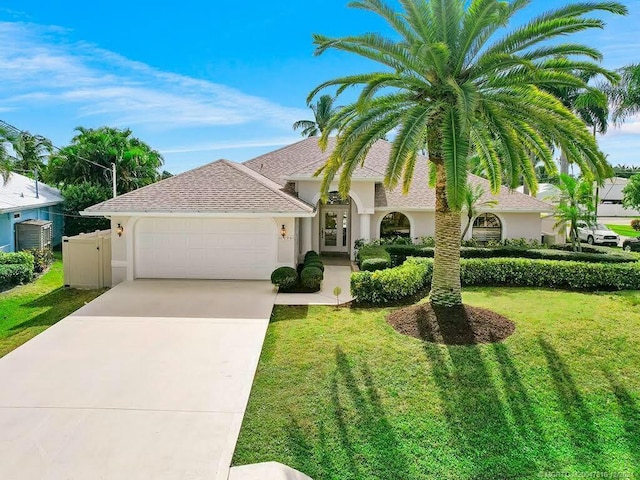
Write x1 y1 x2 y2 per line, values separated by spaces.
234 289 640 479
0 254 105 358
606 224 639 238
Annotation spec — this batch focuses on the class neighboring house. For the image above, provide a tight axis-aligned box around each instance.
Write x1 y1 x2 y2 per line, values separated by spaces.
82 138 552 284
0 173 64 253
597 177 640 217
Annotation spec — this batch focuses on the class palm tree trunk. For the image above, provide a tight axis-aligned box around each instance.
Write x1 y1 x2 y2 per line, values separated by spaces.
431 160 463 307
461 212 472 240
560 149 569 176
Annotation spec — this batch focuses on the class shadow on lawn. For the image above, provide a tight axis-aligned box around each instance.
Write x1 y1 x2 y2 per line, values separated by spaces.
420 330 631 479
286 346 412 480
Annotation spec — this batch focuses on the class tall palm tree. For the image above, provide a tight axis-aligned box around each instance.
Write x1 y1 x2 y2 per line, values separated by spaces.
11 131 53 176
0 142 11 185
310 0 622 308
608 63 640 125
547 71 610 174
292 95 339 137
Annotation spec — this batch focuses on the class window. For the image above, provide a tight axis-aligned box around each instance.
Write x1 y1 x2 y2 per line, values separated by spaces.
324 191 350 205
380 212 411 239
472 213 502 243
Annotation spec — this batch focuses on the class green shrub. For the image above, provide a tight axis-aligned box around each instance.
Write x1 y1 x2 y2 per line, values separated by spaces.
357 245 391 271
0 251 35 267
351 257 640 304
300 266 323 290
384 244 634 267
550 243 609 254
0 263 34 287
351 257 432 304
304 260 325 272
460 258 640 290
304 251 319 261
270 267 299 290
361 258 392 272
26 248 54 273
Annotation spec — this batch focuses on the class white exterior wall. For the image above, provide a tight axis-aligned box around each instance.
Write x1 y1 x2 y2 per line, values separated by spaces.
597 204 640 217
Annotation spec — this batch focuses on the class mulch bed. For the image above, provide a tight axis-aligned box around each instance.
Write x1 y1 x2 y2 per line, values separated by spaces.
386 303 515 345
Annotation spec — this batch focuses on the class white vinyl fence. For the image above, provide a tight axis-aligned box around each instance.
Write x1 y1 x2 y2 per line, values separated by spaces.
62 230 112 289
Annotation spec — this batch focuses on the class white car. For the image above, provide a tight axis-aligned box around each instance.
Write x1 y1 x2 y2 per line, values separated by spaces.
576 222 620 246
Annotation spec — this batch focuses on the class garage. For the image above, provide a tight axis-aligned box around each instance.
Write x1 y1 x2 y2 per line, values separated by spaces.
135 217 277 280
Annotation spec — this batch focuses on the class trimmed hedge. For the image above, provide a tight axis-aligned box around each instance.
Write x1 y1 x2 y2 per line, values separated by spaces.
383 244 635 266
351 257 640 304
351 257 432 304
301 266 323 290
357 245 392 271
0 251 35 267
0 264 34 287
270 267 298 290
461 258 640 290
0 252 35 288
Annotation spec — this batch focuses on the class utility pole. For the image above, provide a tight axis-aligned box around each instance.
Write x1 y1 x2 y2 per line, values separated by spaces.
34 168 39 199
112 162 117 198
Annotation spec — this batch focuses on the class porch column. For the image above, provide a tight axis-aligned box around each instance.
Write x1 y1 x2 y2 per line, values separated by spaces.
359 213 371 241
301 216 313 254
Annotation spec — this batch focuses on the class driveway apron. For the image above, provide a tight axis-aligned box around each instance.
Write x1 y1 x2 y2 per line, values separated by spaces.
0 279 276 480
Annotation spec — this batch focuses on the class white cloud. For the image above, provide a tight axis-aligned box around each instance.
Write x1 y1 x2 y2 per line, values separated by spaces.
0 22 308 130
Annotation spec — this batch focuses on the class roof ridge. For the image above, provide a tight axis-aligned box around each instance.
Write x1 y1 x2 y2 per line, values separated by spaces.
222 160 314 211
242 137 315 167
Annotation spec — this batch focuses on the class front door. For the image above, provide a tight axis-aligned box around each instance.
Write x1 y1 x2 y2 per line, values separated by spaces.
321 206 349 253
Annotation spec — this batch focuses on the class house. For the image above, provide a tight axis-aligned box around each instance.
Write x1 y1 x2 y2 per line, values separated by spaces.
0 172 64 252
82 138 552 285
597 177 640 217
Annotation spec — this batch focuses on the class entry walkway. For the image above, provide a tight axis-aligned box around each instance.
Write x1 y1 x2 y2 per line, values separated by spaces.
0 279 276 480
275 260 354 306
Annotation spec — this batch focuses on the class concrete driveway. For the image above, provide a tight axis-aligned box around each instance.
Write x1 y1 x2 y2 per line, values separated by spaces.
0 280 276 480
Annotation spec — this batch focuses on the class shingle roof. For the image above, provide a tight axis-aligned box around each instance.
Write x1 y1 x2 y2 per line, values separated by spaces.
0 172 63 214
243 137 553 212
84 159 315 215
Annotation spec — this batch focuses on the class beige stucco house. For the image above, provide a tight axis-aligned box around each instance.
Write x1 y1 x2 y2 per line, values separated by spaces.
83 138 552 285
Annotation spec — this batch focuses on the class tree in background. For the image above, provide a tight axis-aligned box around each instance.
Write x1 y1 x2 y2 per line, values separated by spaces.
546 71 610 175
292 95 340 137
309 0 621 308
553 174 595 253
10 132 53 177
622 174 640 211
47 126 164 235
61 182 111 236
608 63 640 124
46 126 164 194
461 184 497 240
612 164 640 179
0 142 10 184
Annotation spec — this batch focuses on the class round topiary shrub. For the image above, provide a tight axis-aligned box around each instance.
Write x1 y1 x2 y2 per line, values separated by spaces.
304 260 325 272
631 219 640 231
300 266 323 290
304 250 319 261
270 266 298 290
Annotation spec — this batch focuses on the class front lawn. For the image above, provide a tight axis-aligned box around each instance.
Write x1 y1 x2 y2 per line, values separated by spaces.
234 288 640 479
606 223 639 238
0 254 105 358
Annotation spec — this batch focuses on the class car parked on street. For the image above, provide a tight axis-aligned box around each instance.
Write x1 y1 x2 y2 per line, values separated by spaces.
576 221 620 246
623 236 640 252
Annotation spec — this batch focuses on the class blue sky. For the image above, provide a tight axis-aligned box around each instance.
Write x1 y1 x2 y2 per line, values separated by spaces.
1 0 640 174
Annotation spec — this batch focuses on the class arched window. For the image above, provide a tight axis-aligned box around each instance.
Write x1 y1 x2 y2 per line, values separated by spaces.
472 213 502 243
380 212 411 239
324 191 350 205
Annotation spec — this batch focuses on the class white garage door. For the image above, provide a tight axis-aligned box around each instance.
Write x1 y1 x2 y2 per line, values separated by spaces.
135 217 277 280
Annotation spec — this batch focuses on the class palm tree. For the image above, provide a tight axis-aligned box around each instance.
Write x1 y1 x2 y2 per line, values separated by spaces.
310 0 622 308
608 63 640 125
553 174 595 252
292 95 339 137
0 142 11 185
461 183 497 240
10 131 53 176
546 71 610 174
